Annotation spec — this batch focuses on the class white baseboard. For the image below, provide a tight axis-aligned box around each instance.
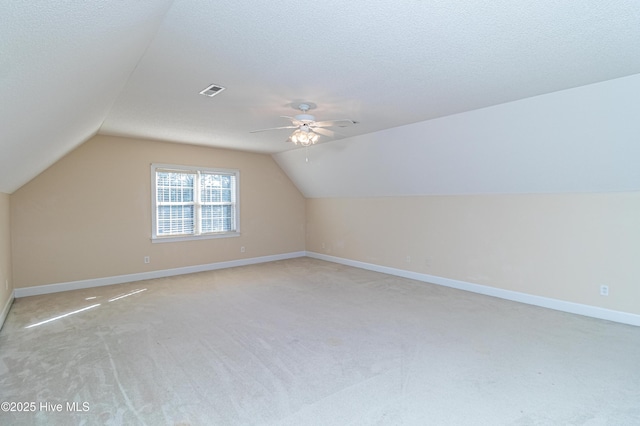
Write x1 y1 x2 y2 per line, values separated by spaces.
307 252 640 327
0 291 14 331
14 251 306 298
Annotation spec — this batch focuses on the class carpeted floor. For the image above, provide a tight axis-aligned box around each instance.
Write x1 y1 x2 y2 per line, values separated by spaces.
1 258 639 425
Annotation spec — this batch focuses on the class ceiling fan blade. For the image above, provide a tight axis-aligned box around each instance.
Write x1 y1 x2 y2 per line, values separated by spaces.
280 115 305 126
312 127 339 138
313 119 357 128
250 125 298 133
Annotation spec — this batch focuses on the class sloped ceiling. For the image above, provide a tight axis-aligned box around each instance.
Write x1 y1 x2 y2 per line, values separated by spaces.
2 1 640 194
0 1 174 193
274 74 640 197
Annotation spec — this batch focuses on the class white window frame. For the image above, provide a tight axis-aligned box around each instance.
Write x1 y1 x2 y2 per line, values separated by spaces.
151 163 240 243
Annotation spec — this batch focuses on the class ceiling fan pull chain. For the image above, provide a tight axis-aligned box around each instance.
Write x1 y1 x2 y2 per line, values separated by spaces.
305 145 309 163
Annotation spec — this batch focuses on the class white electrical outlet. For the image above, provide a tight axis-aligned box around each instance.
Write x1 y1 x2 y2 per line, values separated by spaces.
405 255 411 263
144 256 150 264
600 285 609 296
240 246 245 253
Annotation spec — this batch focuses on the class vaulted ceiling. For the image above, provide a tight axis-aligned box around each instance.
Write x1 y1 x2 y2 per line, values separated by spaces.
2 1 640 194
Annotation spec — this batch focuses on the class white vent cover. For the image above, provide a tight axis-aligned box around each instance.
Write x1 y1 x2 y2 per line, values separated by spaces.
199 84 226 97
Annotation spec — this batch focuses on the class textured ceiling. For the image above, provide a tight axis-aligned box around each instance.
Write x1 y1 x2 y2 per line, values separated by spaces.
0 0 174 193
274 74 640 197
2 0 640 193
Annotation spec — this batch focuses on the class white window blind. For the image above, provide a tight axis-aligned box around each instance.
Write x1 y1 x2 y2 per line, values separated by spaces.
151 164 239 241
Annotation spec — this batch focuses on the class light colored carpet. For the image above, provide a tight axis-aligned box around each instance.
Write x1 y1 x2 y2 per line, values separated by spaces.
1 258 639 425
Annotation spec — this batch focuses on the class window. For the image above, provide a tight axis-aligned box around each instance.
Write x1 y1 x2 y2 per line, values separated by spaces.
151 164 239 242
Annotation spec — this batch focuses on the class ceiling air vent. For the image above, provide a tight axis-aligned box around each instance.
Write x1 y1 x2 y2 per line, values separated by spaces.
199 84 226 97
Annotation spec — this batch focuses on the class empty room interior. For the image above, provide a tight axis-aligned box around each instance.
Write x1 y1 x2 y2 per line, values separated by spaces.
1 1 639 425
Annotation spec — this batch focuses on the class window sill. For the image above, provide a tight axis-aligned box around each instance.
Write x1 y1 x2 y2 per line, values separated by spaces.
151 232 240 243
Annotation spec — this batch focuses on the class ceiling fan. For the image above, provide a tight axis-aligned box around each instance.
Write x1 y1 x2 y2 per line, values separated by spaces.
250 103 357 146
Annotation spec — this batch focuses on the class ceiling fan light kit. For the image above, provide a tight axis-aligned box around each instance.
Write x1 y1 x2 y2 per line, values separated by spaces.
250 102 356 147
290 126 319 146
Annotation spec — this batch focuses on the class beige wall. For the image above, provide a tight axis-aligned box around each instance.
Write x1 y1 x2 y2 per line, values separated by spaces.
0 192 12 313
11 135 305 288
8 133 639 319
306 193 640 315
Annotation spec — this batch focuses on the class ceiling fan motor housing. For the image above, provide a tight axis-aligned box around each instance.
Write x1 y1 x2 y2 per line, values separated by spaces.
296 114 315 122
